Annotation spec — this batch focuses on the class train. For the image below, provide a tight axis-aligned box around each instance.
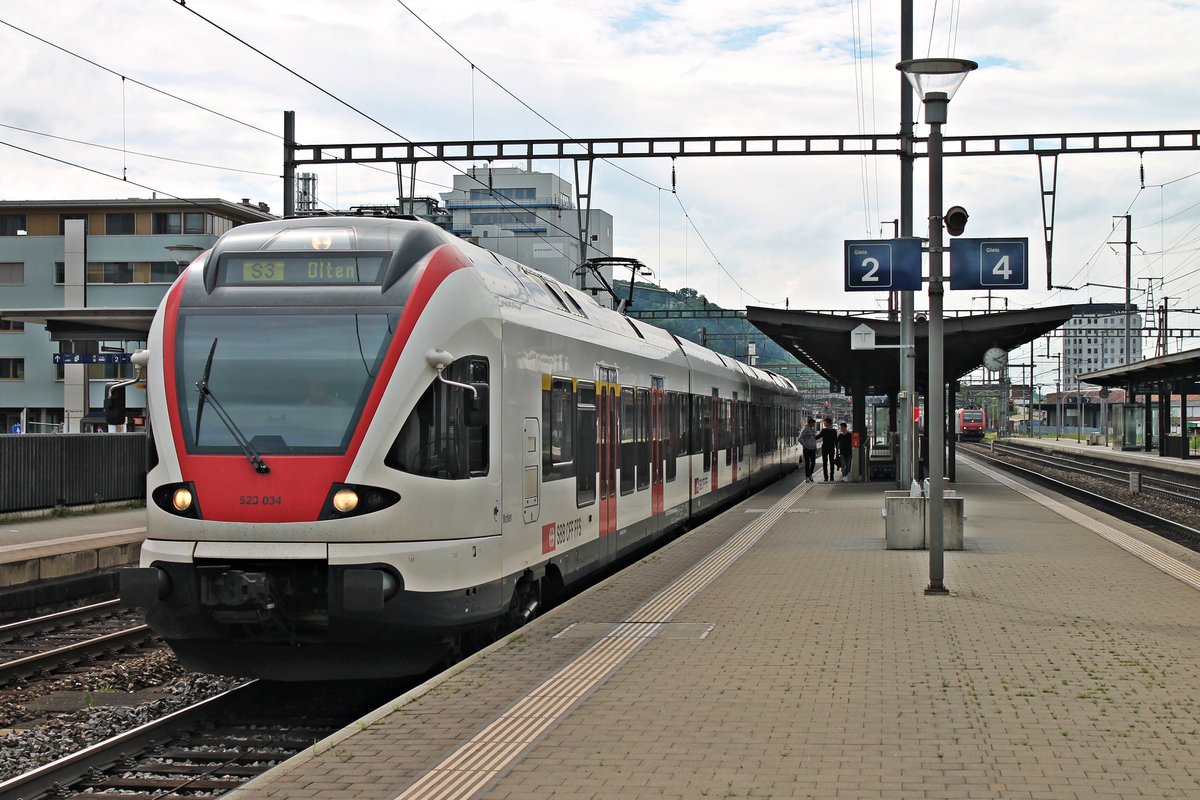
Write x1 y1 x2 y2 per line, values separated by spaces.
118 215 803 680
954 406 987 442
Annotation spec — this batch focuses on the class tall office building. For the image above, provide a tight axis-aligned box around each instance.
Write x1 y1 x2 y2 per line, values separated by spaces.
1063 303 1143 387
440 166 614 299
0 198 275 432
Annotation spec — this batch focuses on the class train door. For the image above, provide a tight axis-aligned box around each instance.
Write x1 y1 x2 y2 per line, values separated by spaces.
710 389 719 491
651 377 664 516
724 393 734 482
597 367 618 537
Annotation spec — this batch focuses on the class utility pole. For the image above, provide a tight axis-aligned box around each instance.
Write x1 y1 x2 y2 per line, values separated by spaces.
897 0 915 489
1113 215 1133 366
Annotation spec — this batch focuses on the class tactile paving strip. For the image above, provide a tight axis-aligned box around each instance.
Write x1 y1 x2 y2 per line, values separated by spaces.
392 480 813 800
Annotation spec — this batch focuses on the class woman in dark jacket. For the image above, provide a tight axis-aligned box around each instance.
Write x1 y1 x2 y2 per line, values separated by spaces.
798 417 817 482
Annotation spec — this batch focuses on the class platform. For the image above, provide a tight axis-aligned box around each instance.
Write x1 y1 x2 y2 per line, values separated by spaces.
221 461 1200 799
993 434 1200 476
0 508 146 614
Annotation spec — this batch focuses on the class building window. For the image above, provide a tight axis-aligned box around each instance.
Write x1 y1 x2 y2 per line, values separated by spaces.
87 262 134 284
106 212 135 235
0 358 24 380
0 319 25 332
0 262 24 285
469 211 537 227
0 214 26 236
151 261 185 282
153 212 205 234
469 187 535 201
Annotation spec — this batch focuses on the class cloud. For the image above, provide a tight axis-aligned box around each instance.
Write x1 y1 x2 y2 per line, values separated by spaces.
1 0 1199 318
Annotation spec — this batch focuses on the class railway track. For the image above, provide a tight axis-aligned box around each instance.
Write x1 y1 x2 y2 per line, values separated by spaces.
0 601 159 686
960 441 1200 551
0 678 404 799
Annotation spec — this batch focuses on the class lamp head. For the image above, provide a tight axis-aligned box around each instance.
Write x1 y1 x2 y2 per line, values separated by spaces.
896 58 978 102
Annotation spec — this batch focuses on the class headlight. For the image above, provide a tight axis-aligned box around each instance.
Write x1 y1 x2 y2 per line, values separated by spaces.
319 483 400 520
172 487 194 512
152 482 202 519
332 488 359 513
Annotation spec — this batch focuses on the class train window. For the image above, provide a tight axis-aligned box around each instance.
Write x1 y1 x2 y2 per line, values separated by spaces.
564 291 587 317
636 387 650 491
697 393 712 471
541 280 571 313
386 356 489 480
619 387 635 496
542 377 575 481
576 382 596 507
176 311 394 455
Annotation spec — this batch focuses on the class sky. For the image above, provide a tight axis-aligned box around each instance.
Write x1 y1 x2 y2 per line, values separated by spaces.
3 0 1200 384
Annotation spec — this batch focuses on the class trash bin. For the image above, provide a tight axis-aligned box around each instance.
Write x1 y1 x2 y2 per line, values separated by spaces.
1087 432 1100 445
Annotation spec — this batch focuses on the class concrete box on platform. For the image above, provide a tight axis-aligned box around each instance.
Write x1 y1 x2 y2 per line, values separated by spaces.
883 492 925 549
882 492 965 551
937 496 965 551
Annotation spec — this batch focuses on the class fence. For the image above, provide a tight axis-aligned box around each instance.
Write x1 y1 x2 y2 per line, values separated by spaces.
0 433 147 513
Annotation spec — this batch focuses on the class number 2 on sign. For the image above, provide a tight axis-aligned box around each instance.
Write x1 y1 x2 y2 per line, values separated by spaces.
991 255 1012 281
861 257 880 282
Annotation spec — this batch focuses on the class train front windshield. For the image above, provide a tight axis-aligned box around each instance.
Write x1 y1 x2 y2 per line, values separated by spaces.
175 311 397 455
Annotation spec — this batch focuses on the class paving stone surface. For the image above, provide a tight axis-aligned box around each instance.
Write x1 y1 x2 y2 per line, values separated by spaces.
231 461 1200 800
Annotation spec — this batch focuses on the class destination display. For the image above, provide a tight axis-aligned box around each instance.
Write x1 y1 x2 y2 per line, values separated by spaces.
219 254 386 286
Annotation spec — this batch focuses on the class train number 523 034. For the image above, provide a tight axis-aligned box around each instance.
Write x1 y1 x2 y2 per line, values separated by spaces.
239 495 283 506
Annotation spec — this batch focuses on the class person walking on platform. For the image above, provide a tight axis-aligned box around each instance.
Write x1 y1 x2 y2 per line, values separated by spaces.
837 422 854 482
817 417 838 481
798 417 817 482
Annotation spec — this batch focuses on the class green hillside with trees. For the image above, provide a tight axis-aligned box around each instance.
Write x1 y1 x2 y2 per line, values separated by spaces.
612 280 823 388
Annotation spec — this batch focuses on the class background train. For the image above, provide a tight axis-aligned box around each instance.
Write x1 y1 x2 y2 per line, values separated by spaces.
119 215 802 680
954 406 987 441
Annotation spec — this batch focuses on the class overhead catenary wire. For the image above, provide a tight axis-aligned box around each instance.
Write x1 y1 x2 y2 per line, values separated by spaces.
0 16 454 200
392 0 778 307
164 0 617 260
387 0 773 307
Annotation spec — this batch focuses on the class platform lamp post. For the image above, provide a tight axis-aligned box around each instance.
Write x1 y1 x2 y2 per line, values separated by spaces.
897 57 977 595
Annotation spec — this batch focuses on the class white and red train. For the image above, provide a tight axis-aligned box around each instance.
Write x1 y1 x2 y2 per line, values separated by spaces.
120 216 801 680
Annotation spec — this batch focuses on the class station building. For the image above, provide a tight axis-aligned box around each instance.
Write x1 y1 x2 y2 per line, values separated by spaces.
0 198 276 433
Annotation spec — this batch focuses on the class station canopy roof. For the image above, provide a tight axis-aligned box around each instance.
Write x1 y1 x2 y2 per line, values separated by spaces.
1080 346 1200 388
746 304 1076 396
0 308 155 341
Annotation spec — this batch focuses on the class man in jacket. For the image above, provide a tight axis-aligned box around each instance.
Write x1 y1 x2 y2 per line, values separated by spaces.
837 422 854 482
817 417 838 481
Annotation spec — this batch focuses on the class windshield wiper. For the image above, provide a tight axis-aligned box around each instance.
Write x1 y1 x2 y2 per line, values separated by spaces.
194 338 270 474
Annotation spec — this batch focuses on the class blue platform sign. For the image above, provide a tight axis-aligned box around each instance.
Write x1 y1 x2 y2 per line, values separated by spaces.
52 353 131 365
949 238 1029 290
844 239 923 291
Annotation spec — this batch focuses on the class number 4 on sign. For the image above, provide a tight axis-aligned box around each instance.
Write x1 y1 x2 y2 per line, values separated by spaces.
992 255 1012 281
